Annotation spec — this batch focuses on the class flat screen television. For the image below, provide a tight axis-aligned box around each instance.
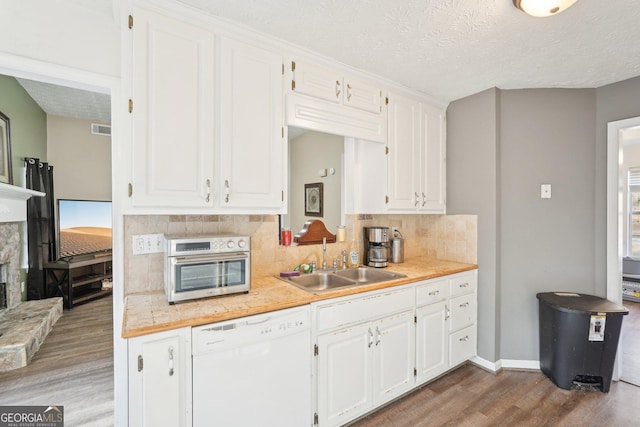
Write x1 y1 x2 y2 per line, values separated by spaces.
56 199 112 260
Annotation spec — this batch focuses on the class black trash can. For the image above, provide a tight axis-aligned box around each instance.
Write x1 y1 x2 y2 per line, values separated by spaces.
537 292 628 392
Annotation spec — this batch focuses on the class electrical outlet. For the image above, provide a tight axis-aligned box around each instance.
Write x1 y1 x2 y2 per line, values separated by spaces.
132 234 165 255
391 226 398 236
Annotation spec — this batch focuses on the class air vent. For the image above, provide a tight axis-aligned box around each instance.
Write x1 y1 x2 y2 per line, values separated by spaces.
91 123 111 136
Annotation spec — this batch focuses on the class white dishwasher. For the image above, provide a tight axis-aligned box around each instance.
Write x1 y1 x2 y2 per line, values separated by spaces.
192 306 311 426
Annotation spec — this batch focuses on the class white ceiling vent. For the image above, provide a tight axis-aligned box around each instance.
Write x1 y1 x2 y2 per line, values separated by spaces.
91 123 111 136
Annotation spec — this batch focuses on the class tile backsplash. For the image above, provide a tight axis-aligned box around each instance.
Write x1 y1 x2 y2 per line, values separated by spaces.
124 214 477 295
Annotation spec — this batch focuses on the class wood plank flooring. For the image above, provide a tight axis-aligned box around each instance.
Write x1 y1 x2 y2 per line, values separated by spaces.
350 364 640 427
621 300 640 385
0 296 113 426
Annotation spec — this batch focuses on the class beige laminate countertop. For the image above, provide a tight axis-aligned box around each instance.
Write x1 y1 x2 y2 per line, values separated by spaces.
122 257 478 338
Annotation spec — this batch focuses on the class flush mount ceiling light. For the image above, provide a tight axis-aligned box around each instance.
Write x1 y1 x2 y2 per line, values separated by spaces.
513 0 578 17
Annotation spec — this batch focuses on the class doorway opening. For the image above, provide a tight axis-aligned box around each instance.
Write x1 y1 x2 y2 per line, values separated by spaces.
606 116 640 386
0 56 124 423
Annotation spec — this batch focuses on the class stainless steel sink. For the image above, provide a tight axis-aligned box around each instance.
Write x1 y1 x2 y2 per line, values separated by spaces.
284 272 356 292
279 267 406 293
334 266 406 284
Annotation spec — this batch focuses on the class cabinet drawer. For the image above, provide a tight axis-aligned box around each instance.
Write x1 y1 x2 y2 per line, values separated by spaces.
449 324 476 367
449 272 477 297
416 278 449 306
316 287 414 332
449 293 477 332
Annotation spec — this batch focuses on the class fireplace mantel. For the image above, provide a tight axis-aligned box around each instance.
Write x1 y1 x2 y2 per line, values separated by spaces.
0 182 45 223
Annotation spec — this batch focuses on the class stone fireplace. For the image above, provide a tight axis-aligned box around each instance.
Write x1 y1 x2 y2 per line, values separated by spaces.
0 222 22 309
0 184 62 372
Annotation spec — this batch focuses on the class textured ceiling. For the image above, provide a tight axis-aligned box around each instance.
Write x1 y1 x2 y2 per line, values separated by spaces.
16 78 111 124
177 0 640 103
16 0 640 120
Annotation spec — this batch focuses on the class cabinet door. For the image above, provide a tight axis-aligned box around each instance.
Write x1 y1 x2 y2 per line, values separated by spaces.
292 60 342 104
372 310 415 406
343 76 382 113
219 37 284 209
419 103 446 212
128 328 191 427
387 92 420 210
317 322 373 427
131 8 214 207
416 302 449 383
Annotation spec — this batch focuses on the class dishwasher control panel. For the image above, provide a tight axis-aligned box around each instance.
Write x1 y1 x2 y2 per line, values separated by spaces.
192 306 310 355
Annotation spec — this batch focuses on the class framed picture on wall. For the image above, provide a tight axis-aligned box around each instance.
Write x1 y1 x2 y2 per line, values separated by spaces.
304 182 323 217
0 111 12 184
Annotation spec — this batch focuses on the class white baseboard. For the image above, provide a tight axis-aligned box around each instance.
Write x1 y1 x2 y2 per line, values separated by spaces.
470 356 540 373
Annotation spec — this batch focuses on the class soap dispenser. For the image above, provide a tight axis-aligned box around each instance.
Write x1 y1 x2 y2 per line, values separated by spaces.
348 236 359 268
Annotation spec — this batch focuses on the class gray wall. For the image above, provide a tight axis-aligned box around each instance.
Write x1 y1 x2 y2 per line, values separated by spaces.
446 88 501 362
448 87 605 361
499 89 596 360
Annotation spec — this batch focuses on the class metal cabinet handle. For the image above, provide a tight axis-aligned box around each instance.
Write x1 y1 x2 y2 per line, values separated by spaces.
224 179 230 203
460 302 470 308
168 346 174 376
445 305 450 320
459 282 470 288
428 290 440 296
459 336 470 342
346 83 352 101
414 192 419 207
375 326 381 346
336 80 341 99
206 179 211 203
368 328 374 348
422 192 426 207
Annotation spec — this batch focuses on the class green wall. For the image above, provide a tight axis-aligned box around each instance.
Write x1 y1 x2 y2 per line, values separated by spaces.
0 75 47 184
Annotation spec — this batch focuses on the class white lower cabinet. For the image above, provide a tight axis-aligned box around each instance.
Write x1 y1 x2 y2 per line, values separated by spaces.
126 270 477 427
415 301 449 382
128 327 192 427
448 272 478 367
415 271 477 386
314 287 415 426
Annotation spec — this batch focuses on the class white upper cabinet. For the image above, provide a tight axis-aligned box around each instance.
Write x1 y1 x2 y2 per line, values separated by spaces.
291 61 381 113
387 92 420 210
286 60 387 143
420 103 447 212
387 91 446 213
218 37 284 211
130 8 215 208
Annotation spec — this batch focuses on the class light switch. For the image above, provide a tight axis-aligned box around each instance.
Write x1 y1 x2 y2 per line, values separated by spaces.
541 184 552 199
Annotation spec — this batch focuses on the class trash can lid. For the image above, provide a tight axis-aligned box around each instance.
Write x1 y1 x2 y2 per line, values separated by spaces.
537 292 629 314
